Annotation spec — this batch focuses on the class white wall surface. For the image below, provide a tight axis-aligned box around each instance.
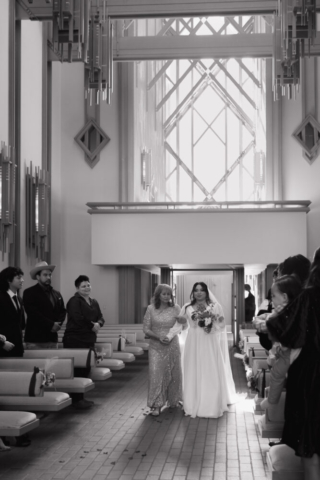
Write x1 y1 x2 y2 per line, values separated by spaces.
51 62 120 321
20 21 43 287
281 58 320 259
0 0 9 271
91 211 307 265
0 0 9 146
51 62 63 291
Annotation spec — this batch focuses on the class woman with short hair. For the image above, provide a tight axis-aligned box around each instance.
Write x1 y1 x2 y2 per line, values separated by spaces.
63 275 105 349
63 275 105 409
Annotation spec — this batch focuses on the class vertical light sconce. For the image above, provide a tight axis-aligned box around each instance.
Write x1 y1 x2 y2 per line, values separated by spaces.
141 148 152 189
26 163 50 260
254 150 266 200
0 141 16 259
254 151 265 185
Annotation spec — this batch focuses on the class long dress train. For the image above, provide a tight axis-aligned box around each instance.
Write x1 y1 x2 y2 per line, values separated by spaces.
168 302 237 418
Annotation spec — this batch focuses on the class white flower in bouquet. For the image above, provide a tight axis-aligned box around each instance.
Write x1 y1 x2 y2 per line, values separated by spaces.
205 317 211 327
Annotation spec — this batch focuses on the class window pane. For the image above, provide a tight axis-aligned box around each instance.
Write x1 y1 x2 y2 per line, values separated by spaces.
133 16 267 203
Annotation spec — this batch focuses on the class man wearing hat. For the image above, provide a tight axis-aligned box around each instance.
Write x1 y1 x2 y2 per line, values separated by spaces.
244 284 256 324
23 261 66 348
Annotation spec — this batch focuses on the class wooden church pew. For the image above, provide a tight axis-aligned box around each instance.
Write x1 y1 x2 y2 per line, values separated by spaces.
0 411 40 440
0 371 71 412
257 391 285 439
0 357 95 395
23 348 112 381
266 444 303 480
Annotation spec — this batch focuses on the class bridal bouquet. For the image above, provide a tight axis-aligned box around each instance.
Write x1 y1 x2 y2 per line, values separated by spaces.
191 303 220 334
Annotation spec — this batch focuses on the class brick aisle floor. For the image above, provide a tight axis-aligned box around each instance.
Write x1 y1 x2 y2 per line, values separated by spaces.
0 346 271 480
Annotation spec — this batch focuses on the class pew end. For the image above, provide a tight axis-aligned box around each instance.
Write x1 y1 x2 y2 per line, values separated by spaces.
0 411 40 437
266 444 303 480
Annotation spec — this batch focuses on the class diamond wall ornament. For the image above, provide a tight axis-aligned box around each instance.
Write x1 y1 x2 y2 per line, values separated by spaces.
74 118 110 168
292 113 320 165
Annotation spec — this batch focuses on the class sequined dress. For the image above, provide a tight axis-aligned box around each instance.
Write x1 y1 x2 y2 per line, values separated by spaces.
143 304 182 408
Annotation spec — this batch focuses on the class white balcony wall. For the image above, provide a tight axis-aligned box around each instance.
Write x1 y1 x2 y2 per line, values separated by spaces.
91 211 307 265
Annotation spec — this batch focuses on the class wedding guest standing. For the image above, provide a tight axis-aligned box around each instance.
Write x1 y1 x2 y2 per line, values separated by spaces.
63 275 105 409
244 284 256 324
0 267 25 358
24 261 66 349
255 254 311 351
0 268 34 446
143 284 182 417
267 247 320 480
63 275 105 350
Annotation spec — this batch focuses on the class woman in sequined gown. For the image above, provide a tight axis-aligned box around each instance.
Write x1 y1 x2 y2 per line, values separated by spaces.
143 284 182 416
166 282 237 418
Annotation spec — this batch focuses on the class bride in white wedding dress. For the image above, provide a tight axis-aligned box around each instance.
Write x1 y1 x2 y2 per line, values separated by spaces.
165 282 238 418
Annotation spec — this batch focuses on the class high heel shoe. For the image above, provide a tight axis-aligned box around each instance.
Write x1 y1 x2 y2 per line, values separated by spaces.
150 408 160 417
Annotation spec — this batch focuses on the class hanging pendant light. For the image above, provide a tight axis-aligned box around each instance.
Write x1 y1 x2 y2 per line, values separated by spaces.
273 0 317 100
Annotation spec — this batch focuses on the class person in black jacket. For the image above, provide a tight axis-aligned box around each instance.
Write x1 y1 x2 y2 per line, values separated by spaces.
0 266 32 447
63 275 105 349
0 267 25 358
63 275 105 409
256 256 311 351
244 284 256 324
267 248 320 478
23 261 66 348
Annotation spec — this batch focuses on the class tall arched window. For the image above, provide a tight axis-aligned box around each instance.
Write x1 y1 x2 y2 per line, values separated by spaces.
131 16 268 202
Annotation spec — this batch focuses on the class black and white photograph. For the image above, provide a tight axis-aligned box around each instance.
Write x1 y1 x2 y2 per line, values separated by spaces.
0 1 320 479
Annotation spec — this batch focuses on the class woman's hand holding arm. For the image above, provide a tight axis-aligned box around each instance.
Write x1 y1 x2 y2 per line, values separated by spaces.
162 306 185 343
160 317 183 343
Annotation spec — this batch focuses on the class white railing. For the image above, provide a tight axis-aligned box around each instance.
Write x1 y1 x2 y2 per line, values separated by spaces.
87 200 311 214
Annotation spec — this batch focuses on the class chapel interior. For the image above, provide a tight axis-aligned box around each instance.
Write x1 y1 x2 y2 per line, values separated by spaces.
0 1 319 479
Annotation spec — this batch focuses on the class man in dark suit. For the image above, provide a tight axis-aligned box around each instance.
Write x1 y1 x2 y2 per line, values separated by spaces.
0 267 25 357
23 261 66 348
244 284 256 324
0 266 32 446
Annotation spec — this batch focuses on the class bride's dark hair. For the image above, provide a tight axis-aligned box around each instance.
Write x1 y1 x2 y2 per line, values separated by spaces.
152 284 175 310
184 282 211 310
